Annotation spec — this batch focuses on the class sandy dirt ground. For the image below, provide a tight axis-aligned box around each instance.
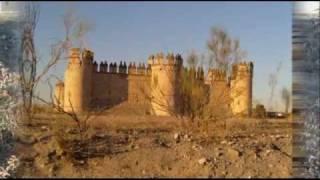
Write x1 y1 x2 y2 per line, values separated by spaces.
14 105 292 178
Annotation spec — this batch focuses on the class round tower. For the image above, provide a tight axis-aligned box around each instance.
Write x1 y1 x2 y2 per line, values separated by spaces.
148 52 183 116
63 48 93 113
230 62 253 117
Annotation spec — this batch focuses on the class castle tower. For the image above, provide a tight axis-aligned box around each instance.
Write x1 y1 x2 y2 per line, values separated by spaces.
63 48 94 113
230 62 253 117
148 53 183 116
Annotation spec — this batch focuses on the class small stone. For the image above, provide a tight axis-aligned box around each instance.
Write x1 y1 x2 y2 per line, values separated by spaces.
94 133 106 139
41 126 48 131
221 140 227 145
275 135 282 139
40 163 45 168
226 148 240 160
184 134 191 140
251 153 257 160
78 160 85 165
184 154 190 159
265 149 272 155
228 141 234 145
134 145 140 149
198 158 209 165
174 133 180 139
192 145 202 151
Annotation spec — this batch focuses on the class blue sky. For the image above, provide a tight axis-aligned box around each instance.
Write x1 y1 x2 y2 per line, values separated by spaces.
34 2 292 111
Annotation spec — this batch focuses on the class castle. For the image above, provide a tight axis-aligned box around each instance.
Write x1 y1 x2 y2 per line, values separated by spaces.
54 48 253 117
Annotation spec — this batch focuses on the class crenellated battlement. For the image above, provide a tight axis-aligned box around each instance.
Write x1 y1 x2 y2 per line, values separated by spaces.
69 48 80 57
68 50 183 76
184 66 205 80
69 48 94 65
92 60 151 76
147 52 183 66
82 49 94 64
231 61 254 79
208 68 227 81
55 81 64 87
233 61 253 69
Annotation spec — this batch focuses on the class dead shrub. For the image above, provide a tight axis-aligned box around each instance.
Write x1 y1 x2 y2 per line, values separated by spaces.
252 104 266 118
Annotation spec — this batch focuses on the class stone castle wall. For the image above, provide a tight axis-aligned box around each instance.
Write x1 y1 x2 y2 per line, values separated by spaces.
91 72 128 108
90 71 151 108
55 48 253 117
91 63 152 109
206 69 231 112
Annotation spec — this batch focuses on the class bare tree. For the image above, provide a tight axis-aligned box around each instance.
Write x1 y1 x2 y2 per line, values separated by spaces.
32 76 109 165
72 18 94 50
186 49 199 68
33 7 93 87
182 50 207 126
206 26 246 75
19 2 39 122
18 4 96 165
19 4 94 124
268 61 282 111
281 87 290 113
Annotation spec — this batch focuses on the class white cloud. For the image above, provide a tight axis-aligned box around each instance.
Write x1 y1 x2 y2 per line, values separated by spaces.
294 1 320 14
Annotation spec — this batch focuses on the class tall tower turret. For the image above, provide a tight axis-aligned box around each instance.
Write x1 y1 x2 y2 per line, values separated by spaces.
148 52 183 116
63 48 94 113
230 62 253 117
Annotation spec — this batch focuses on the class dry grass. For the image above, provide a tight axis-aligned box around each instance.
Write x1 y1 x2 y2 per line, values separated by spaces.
14 104 292 178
